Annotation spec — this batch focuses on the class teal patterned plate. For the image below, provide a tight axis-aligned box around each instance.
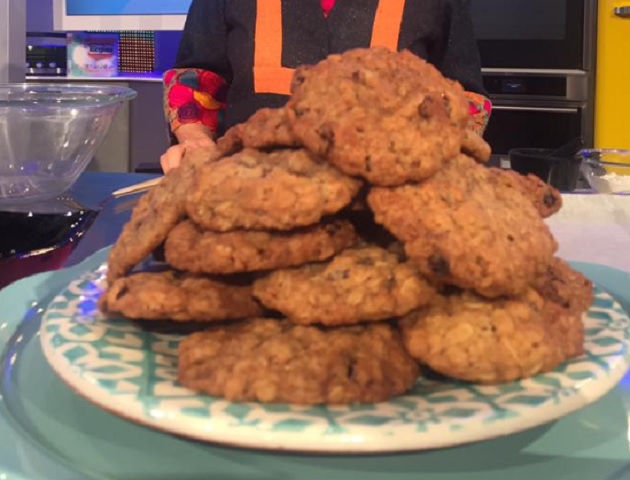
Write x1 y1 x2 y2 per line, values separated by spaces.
39 261 630 453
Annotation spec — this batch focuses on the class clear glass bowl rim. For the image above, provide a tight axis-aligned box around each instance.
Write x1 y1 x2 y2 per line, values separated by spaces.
0 83 137 107
580 148 630 167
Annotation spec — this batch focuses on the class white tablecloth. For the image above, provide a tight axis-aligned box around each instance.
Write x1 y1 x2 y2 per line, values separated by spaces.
547 194 630 272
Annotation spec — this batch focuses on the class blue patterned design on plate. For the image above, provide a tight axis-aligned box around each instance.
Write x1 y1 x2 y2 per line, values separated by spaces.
39 262 630 453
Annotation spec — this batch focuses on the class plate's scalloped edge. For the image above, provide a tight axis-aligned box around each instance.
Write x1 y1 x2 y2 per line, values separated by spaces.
39 332 630 453
38 262 630 454
0 248 115 480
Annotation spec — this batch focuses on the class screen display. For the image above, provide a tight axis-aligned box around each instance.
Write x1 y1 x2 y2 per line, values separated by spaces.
66 0 193 15
471 0 567 41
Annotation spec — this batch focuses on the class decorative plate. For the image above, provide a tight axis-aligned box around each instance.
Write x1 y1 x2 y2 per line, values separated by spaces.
39 261 630 453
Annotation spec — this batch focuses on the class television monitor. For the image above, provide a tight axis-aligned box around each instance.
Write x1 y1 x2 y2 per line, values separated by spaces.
53 0 192 30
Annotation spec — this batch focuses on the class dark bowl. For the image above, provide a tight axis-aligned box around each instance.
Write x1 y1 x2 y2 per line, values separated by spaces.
508 148 582 192
0 207 99 289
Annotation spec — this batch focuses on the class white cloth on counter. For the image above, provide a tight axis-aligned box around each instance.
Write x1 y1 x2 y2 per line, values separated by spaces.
547 194 630 272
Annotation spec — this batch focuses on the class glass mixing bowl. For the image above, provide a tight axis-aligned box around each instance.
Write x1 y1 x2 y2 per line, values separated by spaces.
580 149 630 194
0 83 136 205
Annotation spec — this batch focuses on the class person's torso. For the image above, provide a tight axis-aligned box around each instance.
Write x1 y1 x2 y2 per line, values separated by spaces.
222 0 446 129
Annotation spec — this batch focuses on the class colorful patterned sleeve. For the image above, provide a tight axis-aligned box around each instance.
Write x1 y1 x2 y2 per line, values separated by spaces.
465 91 493 136
163 68 229 139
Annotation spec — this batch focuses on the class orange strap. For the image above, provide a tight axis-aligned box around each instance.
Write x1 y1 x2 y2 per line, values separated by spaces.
253 0 295 94
370 0 405 51
253 0 405 95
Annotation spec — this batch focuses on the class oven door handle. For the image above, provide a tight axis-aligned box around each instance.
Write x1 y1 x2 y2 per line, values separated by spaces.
614 6 630 17
491 106 579 113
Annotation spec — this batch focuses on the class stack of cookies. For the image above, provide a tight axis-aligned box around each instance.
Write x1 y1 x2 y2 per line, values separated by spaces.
99 47 593 405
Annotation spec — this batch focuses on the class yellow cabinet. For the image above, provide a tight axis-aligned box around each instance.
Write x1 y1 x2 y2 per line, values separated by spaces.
595 1 630 148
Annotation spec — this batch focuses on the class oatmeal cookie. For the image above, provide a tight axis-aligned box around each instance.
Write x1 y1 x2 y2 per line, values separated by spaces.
106 148 221 282
532 257 591 358
489 168 563 218
164 218 357 274
533 257 593 314
99 270 263 322
217 107 301 155
186 148 363 231
253 246 435 325
399 288 575 384
368 155 557 297
178 318 419 404
542 300 585 360
286 47 469 186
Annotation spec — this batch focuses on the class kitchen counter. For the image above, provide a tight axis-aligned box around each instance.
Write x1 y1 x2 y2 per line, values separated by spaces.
547 193 630 271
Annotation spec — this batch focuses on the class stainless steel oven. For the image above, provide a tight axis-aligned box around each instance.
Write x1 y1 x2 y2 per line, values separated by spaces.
471 0 598 165
481 70 592 165
471 0 597 70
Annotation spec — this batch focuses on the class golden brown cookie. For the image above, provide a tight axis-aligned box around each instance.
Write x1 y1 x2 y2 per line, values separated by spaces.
399 288 579 384
99 270 263 322
164 218 358 274
186 148 363 231
531 257 591 359
106 148 221 282
532 257 593 314
253 246 435 325
286 47 469 186
178 318 419 404
368 155 558 298
542 300 585 360
489 168 563 218
217 107 301 155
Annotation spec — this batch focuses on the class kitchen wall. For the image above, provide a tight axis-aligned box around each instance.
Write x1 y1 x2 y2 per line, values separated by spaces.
155 31 182 73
